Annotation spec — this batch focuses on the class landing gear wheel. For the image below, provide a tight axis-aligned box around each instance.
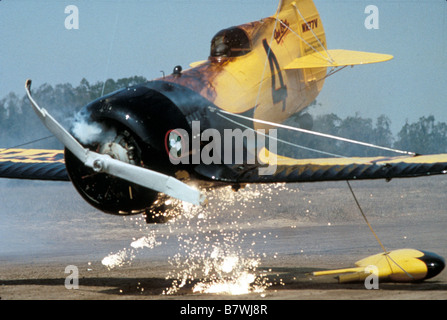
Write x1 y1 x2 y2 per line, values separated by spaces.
65 125 158 215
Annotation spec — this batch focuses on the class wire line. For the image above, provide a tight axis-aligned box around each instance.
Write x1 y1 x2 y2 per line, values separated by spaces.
346 180 415 280
217 109 415 156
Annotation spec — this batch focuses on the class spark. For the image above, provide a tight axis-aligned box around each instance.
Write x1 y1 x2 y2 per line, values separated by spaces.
101 183 299 295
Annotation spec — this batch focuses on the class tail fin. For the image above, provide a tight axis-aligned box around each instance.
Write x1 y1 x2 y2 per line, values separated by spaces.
276 0 304 14
275 1 393 68
275 0 327 56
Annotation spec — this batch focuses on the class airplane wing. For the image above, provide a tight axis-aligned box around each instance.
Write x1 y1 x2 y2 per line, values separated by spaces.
4 146 447 185
285 49 393 69
0 148 69 181
194 147 447 184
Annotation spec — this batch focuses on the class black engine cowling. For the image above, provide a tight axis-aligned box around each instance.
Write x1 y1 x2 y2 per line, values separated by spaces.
65 83 192 215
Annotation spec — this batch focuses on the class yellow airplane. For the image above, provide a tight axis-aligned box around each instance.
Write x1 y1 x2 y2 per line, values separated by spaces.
3 0 447 213
168 0 392 132
1 0 446 281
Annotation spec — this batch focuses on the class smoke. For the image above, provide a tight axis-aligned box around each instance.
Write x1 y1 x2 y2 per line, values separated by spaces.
71 111 117 146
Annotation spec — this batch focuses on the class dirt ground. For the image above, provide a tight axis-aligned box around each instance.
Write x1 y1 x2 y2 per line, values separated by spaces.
1 176 447 302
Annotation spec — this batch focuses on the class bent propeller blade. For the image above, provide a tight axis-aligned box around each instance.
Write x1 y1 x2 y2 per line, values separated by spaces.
24 79 206 206
25 79 88 163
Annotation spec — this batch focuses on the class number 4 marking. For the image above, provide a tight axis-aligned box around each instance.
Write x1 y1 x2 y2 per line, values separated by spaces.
262 39 287 111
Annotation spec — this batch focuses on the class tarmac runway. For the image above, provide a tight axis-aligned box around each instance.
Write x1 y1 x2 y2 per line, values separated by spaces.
1 175 446 302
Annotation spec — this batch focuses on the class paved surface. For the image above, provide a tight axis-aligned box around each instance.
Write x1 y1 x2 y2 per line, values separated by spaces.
1 176 446 300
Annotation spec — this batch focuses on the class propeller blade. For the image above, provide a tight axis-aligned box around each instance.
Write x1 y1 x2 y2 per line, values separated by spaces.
25 79 206 206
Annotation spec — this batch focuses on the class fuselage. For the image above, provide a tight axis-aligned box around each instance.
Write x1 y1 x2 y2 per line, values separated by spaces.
67 0 330 214
159 0 327 131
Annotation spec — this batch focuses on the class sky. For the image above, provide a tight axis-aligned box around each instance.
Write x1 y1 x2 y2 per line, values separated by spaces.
1 0 446 134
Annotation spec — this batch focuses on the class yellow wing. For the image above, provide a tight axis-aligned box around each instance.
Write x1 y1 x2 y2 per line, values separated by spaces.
249 147 447 183
285 49 393 69
195 146 447 184
0 148 69 181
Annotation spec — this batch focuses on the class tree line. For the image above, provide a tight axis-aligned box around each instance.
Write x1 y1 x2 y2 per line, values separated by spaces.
0 76 147 149
278 112 447 158
1 76 446 157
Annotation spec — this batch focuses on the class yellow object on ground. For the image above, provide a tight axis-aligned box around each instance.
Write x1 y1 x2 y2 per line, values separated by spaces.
311 249 445 283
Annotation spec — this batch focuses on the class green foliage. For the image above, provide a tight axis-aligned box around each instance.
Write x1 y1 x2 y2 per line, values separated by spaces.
394 116 447 154
279 111 447 158
0 76 147 149
278 112 395 158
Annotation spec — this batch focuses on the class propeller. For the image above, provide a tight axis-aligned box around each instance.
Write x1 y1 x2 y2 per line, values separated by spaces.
25 79 206 206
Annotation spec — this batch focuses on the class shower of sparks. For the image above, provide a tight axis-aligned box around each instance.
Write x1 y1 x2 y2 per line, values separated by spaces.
101 183 300 295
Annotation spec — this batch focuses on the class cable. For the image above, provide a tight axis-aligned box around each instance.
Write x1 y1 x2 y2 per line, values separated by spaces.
346 180 387 253
216 111 346 158
217 109 415 156
0 135 55 153
292 2 334 63
346 180 415 280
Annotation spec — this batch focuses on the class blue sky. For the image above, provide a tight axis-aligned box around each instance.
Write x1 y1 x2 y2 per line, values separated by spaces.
1 0 446 134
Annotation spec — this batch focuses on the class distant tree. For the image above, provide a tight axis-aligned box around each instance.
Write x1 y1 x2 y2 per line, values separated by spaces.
373 114 393 148
0 76 148 149
337 113 375 157
313 113 342 135
306 113 342 157
394 116 447 154
2 82 445 158
278 111 395 158
277 112 342 159
78 75 149 100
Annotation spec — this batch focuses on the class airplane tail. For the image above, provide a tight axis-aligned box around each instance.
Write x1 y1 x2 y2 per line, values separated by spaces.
275 0 327 56
275 0 393 68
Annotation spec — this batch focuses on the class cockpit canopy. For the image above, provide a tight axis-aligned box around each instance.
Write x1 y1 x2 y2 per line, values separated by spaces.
210 27 251 58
